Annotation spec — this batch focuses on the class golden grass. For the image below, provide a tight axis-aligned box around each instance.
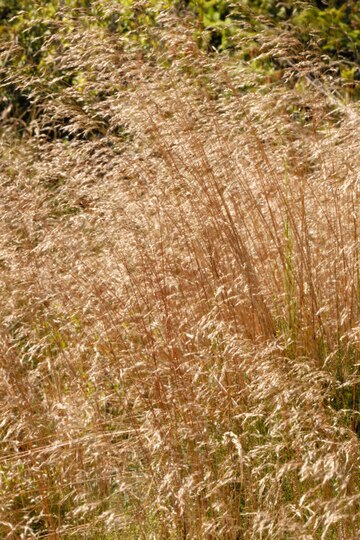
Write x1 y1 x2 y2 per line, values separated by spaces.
0 9 360 539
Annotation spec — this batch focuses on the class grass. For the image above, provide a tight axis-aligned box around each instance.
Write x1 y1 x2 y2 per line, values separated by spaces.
0 4 360 539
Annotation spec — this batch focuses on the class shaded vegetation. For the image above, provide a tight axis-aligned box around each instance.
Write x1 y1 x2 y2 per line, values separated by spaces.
1 1 359 128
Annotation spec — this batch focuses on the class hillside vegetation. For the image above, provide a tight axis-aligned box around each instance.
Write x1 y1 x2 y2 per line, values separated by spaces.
0 1 360 538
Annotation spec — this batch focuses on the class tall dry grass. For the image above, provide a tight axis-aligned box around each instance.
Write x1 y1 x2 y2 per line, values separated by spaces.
0 6 360 539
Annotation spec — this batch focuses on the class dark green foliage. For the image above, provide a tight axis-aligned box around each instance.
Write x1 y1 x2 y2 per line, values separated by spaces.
1 0 359 135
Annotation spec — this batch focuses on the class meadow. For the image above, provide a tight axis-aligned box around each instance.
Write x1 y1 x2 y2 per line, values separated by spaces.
0 1 359 538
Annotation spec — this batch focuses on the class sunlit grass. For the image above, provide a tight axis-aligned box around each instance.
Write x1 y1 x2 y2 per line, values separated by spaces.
0 5 359 539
